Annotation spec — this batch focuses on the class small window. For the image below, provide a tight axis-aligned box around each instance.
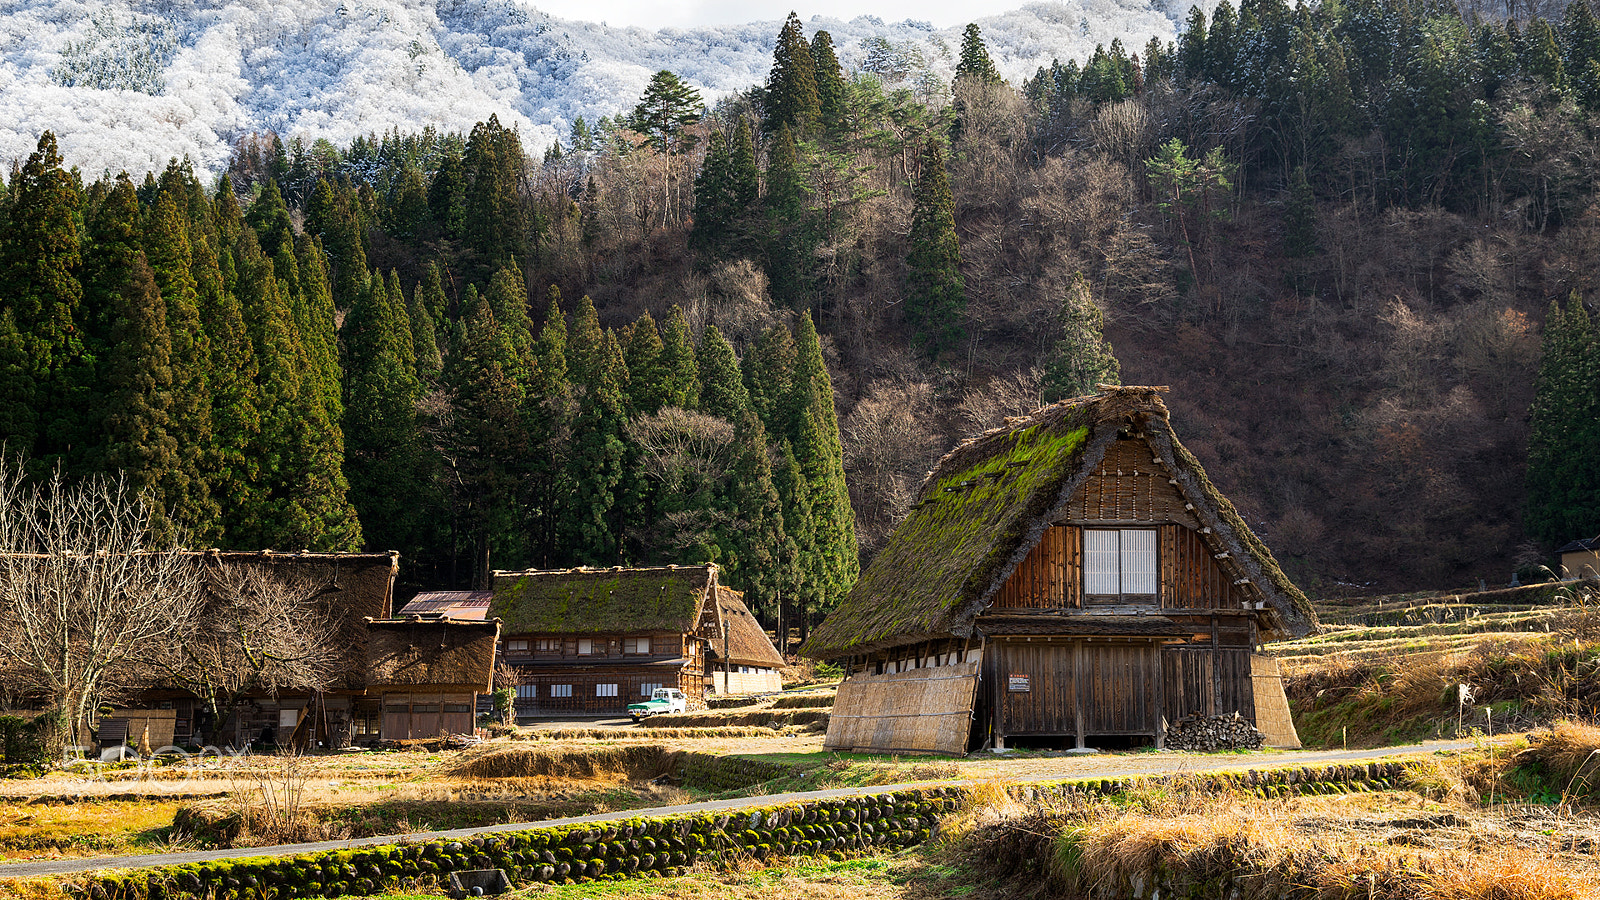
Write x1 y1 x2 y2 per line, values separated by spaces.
443 703 470 713
1084 529 1157 596
506 640 529 652
641 682 663 696
577 639 593 655
596 683 618 697
278 709 299 728
413 703 440 713
535 638 557 652
515 685 537 698
550 684 573 698
624 637 650 654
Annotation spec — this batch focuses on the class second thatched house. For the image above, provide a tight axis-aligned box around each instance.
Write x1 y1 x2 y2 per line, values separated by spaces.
490 564 785 718
802 386 1319 755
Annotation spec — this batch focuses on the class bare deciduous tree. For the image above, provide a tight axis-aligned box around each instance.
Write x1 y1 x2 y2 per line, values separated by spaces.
156 561 343 737
0 461 201 747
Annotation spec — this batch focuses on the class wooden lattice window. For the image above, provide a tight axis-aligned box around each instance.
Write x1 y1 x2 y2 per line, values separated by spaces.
1084 529 1157 597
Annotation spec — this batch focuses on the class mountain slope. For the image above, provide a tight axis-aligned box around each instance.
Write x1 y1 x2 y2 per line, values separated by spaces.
0 0 1208 177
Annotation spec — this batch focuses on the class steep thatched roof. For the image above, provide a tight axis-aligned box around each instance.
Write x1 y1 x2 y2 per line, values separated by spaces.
802 387 1318 659
709 586 786 668
365 619 500 691
490 565 716 635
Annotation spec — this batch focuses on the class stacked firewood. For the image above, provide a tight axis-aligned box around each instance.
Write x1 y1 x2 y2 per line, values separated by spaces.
1164 711 1266 751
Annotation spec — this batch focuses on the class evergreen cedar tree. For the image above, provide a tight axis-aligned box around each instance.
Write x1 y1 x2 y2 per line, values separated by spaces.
955 24 1002 84
1526 295 1600 549
763 12 820 135
905 136 965 358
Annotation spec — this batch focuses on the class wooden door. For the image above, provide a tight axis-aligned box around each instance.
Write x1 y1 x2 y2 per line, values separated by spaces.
987 639 1076 737
1079 643 1162 735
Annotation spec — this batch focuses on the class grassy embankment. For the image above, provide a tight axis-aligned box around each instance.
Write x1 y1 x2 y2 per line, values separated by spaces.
1274 579 1600 748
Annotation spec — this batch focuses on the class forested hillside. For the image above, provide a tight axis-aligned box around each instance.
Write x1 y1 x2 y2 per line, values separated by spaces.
0 0 1196 179
5 0 1600 630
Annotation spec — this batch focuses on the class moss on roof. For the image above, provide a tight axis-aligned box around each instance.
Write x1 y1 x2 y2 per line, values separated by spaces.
801 387 1319 660
802 398 1098 658
490 565 714 634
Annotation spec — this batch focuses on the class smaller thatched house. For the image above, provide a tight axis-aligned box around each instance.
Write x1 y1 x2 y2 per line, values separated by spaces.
490 564 785 717
803 387 1319 755
1558 536 1600 581
704 586 787 695
364 618 500 739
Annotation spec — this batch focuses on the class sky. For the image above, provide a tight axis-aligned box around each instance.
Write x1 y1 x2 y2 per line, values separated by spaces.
528 0 979 29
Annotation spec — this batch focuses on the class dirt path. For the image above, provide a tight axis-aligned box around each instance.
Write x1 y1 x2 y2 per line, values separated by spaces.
0 739 1480 882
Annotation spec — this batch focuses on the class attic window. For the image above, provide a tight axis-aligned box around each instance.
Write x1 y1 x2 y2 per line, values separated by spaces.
1084 529 1157 596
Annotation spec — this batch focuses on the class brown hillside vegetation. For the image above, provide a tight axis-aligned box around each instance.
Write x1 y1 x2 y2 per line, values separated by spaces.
523 95 1558 597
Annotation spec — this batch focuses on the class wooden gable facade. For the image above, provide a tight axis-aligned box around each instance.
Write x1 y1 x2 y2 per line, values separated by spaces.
489 565 786 718
803 387 1317 755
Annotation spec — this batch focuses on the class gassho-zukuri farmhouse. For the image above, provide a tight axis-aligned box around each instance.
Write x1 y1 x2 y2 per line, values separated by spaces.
802 385 1320 755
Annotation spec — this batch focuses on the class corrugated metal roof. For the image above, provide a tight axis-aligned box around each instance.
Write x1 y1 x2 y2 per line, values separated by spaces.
398 591 493 619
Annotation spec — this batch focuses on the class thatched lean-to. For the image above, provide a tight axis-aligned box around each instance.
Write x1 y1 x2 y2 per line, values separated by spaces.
490 565 715 634
709 587 786 668
365 619 500 691
705 586 786 695
803 386 1320 755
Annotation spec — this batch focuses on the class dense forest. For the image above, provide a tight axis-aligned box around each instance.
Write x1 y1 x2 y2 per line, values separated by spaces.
4 0 1600 631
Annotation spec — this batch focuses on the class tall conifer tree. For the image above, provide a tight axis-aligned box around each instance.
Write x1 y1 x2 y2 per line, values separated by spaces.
445 292 530 585
0 132 85 464
696 324 749 421
659 305 700 409
764 12 820 134
786 313 857 632
1526 295 1600 547
905 136 965 357
343 270 427 556
144 186 219 538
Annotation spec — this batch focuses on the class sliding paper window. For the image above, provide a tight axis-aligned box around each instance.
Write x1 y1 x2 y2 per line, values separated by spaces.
1084 529 1157 596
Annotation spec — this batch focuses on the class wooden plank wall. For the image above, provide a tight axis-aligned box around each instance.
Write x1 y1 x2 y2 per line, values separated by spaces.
825 660 980 755
1172 526 1242 609
986 640 1077 735
1162 647 1256 721
1080 643 1162 734
1063 440 1199 526
994 526 1077 609
986 640 1164 738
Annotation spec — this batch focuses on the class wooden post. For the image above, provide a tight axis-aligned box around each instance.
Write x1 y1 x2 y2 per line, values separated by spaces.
1152 644 1166 750
1073 640 1086 750
1210 615 1223 715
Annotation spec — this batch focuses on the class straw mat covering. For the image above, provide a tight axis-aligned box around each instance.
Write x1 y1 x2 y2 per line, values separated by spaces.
802 387 1317 659
365 619 500 692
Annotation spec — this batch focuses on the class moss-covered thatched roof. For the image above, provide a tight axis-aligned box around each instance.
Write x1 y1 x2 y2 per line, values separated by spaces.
365 619 500 691
490 565 716 635
801 387 1318 659
710 586 787 668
